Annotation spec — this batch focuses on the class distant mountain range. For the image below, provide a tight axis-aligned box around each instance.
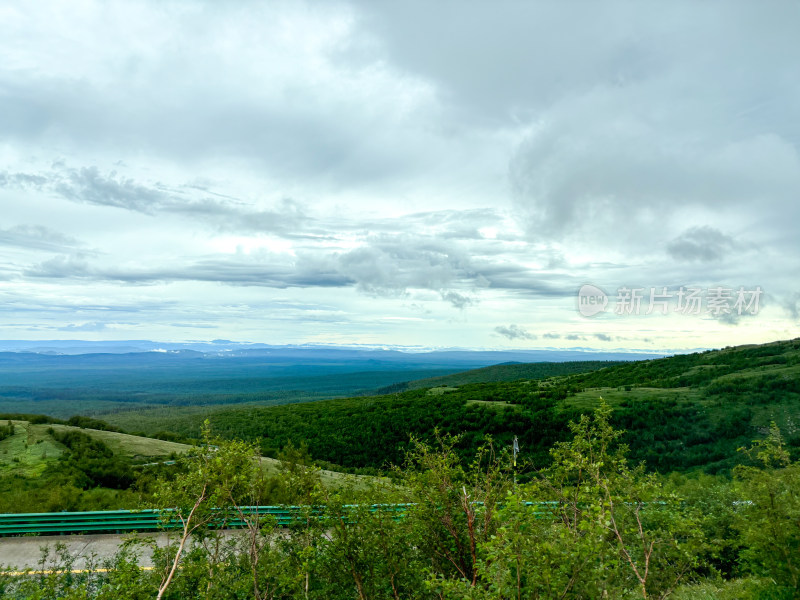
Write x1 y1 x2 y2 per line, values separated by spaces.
0 339 668 361
0 339 667 419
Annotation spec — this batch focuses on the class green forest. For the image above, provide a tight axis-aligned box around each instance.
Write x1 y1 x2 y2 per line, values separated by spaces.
104 338 800 476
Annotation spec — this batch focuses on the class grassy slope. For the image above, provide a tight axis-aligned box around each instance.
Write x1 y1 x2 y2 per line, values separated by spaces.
394 360 623 391
0 421 361 488
565 340 800 413
0 421 64 477
0 421 189 479
42 424 190 458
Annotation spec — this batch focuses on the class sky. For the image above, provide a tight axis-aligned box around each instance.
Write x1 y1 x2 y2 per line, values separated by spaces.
0 1 798 352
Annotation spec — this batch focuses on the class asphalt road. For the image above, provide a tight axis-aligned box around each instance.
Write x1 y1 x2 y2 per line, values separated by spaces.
0 530 242 572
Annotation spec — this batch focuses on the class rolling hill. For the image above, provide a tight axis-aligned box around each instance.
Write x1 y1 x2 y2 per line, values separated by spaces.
394 360 624 391
0 416 363 513
103 338 800 476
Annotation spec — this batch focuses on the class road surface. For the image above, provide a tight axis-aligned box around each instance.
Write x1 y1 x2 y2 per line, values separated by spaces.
0 530 242 572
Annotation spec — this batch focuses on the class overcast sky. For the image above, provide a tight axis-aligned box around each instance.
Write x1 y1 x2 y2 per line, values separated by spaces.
1 1 798 352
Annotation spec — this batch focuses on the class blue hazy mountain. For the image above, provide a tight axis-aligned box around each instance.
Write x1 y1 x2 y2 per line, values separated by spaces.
0 340 665 418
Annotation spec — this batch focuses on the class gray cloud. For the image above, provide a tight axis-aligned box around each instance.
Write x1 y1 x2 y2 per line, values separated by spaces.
501 6 800 258
594 333 614 342
22 231 555 306
0 171 49 188
667 226 738 262
0 3 440 189
0 161 634 305
24 254 93 279
494 324 536 341
336 234 473 295
783 293 800 321
24 252 352 289
357 209 510 241
16 165 315 236
168 322 218 329
356 2 660 120
0 225 84 252
712 312 741 326
4 164 518 244
511 124 800 250
55 166 167 213
57 322 108 332
440 290 474 309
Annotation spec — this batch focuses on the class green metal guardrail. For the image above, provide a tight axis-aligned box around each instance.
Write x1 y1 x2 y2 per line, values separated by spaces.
0 501 651 537
0 505 416 536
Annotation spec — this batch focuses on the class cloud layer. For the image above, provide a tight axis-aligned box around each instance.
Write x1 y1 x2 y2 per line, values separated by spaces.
0 1 797 350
